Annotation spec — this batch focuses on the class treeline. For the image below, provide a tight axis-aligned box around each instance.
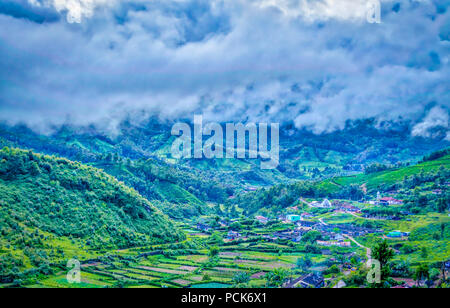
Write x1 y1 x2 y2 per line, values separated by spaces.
420 148 450 163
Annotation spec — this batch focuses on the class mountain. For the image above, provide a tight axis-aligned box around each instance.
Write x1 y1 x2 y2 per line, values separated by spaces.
0 147 184 283
0 119 448 220
1 119 448 187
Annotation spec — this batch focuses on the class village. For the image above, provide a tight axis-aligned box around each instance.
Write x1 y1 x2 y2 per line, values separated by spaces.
197 194 411 248
184 192 446 288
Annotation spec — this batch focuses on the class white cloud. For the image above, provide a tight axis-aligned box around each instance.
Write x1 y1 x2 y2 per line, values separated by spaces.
29 0 114 23
255 0 387 22
412 106 449 138
0 0 448 136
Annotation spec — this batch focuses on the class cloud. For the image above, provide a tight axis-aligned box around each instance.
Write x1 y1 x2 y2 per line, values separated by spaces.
0 0 60 23
255 0 377 21
0 0 449 136
412 106 449 139
27 0 114 23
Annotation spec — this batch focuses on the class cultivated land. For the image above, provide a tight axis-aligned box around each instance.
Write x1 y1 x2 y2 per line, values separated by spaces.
14 208 449 288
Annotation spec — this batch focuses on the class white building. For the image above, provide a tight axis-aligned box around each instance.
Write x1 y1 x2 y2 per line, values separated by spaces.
321 199 332 208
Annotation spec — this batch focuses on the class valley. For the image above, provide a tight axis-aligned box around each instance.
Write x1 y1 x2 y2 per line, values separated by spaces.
0 144 448 288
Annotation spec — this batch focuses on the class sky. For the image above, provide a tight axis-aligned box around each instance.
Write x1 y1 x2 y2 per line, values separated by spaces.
0 0 449 138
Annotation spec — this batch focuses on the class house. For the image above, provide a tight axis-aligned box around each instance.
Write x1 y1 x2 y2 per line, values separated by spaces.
386 231 408 238
301 213 315 219
385 190 399 195
380 197 403 205
321 199 332 208
272 230 304 242
286 214 301 222
333 280 347 288
310 201 321 207
316 240 351 247
444 260 450 270
392 278 416 288
379 200 390 206
284 273 324 288
196 223 211 232
297 220 316 228
386 231 400 238
321 249 332 256
341 204 361 213
219 220 229 227
227 231 241 240
255 215 268 224
334 234 345 242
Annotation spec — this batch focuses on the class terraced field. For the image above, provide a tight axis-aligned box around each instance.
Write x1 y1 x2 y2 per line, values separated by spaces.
18 233 345 288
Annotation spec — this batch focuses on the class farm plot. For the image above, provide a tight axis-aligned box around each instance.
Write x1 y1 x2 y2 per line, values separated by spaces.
137 266 189 275
31 272 114 288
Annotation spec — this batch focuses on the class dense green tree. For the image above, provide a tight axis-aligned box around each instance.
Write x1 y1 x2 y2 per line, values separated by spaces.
371 240 394 282
414 263 429 287
232 272 250 286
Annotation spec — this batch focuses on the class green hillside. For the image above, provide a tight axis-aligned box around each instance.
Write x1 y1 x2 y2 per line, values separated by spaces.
321 154 450 194
233 152 450 215
89 159 226 220
0 147 184 283
1 120 448 188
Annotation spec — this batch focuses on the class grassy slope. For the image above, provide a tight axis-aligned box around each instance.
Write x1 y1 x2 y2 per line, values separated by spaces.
91 161 204 206
319 154 450 193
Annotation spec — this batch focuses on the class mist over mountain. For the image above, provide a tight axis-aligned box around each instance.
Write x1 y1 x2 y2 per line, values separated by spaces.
1 118 448 191
0 0 449 137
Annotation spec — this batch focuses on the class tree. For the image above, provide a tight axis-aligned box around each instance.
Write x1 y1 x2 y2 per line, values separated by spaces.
29 162 41 176
209 232 223 245
414 263 429 287
229 221 242 231
371 240 394 282
325 264 340 275
441 261 447 282
296 255 313 270
208 246 219 257
421 247 428 259
202 273 211 281
232 272 250 286
437 199 447 213
265 268 290 287
302 230 322 243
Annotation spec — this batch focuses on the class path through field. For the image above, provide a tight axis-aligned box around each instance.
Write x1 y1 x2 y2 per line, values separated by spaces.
343 235 371 264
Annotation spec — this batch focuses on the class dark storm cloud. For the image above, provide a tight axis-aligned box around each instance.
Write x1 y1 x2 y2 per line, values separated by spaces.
0 0 448 136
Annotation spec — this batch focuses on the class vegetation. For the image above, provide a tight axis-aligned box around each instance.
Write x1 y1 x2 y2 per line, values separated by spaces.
0 127 448 289
0 147 184 283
